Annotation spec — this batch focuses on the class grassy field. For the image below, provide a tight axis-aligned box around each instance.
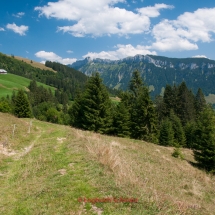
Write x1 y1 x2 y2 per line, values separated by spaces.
205 93 215 105
0 112 214 214
0 73 56 97
110 96 121 104
14 56 56 73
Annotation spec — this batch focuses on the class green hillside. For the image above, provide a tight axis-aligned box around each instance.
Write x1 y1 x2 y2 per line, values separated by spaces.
0 112 214 215
0 73 56 98
0 52 88 100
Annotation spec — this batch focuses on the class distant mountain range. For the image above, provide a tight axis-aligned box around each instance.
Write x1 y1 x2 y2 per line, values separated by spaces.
69 55 215 99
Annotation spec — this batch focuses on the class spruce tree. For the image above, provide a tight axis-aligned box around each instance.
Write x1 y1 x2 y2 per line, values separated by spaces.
195 88 206 116
14 89 32 118
0 97 12 113
176 82 196 125
159 118 174 146
163 84 177 117
155 95 166 123
69 91 83 128
193 106 215 172
128 70 158 142
71 73 112 134
112 102 130 137
169 110 186 147
184 121 196 149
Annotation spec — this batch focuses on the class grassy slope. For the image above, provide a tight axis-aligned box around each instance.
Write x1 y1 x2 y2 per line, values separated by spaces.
14 56 56 73
0 73 56 97
0 113 214 215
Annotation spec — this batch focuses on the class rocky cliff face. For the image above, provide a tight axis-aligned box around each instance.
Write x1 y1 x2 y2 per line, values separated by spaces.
69 55 215 98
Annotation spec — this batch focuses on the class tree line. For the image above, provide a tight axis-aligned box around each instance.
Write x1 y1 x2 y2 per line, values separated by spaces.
0 70 214 173
69 71 214 173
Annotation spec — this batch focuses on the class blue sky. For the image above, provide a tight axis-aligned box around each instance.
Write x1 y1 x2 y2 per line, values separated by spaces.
0 0 215 64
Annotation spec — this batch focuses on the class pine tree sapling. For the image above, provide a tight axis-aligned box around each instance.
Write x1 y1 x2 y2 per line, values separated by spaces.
172 147 184 159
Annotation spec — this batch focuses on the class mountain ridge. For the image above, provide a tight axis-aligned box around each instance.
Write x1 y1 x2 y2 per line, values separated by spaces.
69 54 215 100
71 54 215 71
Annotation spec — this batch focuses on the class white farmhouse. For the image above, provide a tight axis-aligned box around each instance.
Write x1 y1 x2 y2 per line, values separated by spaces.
0 69 7 74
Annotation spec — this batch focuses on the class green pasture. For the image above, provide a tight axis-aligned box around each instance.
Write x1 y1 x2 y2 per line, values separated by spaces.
0 73 55 97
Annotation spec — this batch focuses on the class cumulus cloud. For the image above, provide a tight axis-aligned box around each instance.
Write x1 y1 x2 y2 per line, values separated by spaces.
151 7 215 51
13 12 25 18
192 55 208 58
35 0 173 37
138 3 174 18
6 23 28 36
0 27 5 31
83 44 157 60
35 51 77 64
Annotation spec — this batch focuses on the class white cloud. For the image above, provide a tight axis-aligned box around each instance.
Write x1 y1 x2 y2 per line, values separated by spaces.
67 50 73 54
35 51 77 64
83 44 156 60
13 12 25 18
192 55 208 58
35 0 173 37
6 23 28 36
151 7 215 51
138 3 174 18
0 27 5 31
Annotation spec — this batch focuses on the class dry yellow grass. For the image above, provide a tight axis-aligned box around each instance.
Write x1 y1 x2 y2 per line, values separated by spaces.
14 56 57 73
0 112 215 215
82 132 215 215
205 93 215 105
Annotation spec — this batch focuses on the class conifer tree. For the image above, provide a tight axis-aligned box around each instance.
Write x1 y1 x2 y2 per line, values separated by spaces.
69 91 83 128
0 97 12 113
155 95 166 123
128 70 158 142
112 102 130 137
195 88 206 116
14 89 32 118
70 72 112 134
163 84 177 117
169 110 186 147
193 106 215 172
159 118 174 146
176 82 196 125
129 70 144 97
184 121 196 148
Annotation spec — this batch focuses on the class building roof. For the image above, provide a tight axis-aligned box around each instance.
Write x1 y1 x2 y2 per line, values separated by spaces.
0 69 7 73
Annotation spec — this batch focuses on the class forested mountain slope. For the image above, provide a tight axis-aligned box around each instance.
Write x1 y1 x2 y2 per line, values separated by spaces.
70 55 215 99
0 52 88 99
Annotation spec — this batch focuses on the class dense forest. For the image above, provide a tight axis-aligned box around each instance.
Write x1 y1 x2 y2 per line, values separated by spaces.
0 55 214 173
0 52 88 100
0 52 118 99
70 54 215 99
